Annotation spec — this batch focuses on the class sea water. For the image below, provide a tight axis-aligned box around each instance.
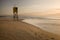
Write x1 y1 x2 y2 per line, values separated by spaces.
22 17 60 35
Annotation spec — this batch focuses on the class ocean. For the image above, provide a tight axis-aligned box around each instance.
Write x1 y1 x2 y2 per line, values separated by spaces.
0 15 60 35
22 17 60 35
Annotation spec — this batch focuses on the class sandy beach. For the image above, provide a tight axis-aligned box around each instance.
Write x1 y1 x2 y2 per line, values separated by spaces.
0 18 60 40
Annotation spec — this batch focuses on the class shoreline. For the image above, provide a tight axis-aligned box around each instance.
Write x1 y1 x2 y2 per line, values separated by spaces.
22 19 60 35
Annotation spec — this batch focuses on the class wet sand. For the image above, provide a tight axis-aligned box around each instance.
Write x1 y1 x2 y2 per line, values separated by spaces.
0 18 60 40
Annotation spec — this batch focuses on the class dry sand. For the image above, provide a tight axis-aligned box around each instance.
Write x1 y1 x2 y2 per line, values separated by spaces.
0 18 60 40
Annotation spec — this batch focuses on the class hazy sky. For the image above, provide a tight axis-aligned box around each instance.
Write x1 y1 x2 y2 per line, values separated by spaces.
0 0 60 16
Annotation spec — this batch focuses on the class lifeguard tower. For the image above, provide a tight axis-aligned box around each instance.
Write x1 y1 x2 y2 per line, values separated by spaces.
13 1 20 21
13 7 18 21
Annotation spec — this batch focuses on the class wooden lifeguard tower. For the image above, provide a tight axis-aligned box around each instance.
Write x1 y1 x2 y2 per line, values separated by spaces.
12 1 20 21
13 7 18 21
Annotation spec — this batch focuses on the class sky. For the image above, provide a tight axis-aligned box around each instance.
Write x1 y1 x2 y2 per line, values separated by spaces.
0 0 60 16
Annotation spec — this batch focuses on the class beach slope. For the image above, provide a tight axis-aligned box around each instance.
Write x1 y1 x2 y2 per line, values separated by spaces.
0 20 60 40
